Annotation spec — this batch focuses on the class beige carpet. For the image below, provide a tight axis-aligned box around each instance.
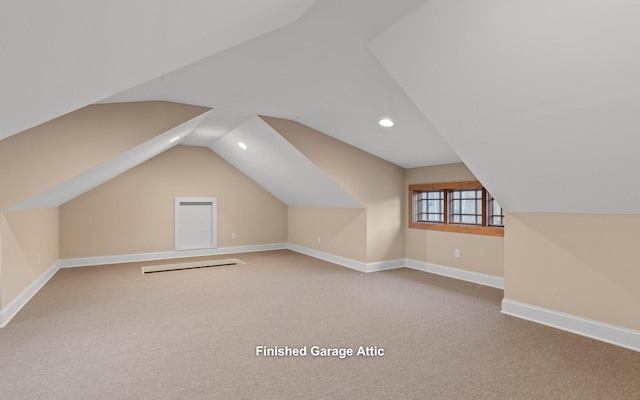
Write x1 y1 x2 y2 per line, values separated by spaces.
0 250 639 399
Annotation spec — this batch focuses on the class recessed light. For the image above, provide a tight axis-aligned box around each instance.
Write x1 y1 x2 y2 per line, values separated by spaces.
238 142 248 150
379 118 394 127
169 136 181 143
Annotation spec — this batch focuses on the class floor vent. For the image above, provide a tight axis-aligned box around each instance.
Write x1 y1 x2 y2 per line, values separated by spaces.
141 258 245 274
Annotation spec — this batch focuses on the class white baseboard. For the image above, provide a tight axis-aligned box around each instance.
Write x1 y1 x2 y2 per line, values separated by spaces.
0 261 61 328
59 243 287 268
366 258 407 272
287 244 368 272
502 299 640 353
405 259 504 289
286 244 405 273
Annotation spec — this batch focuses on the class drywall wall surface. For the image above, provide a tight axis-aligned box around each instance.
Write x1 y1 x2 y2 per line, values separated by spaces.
60 146 286 258
265 116 405 262
287 206 367 262
405 162 478 185
406 229 504 277
1 208 59 307
505 212 640 331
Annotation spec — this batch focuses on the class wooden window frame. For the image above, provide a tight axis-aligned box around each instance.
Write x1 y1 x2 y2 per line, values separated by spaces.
416 190 445 223
409 181 504 237
449 188 485 226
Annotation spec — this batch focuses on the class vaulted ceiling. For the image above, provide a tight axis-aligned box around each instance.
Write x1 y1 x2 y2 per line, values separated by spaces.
3 0 640 214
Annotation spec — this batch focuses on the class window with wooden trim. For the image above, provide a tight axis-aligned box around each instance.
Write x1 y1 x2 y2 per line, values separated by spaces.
409 181 504 236
488 195 505 227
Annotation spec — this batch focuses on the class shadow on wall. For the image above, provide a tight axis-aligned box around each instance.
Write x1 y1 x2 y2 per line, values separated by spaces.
1 208 59 307
505 212 640 332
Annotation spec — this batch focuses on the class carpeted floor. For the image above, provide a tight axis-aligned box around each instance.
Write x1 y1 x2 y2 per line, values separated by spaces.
1 250 639 399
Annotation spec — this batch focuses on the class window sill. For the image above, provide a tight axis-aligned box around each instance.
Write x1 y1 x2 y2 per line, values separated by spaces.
409 221 504 237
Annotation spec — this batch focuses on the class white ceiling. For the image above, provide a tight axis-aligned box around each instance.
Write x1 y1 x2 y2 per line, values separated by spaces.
100 0 460 169
5 0 640 214
209 116 363 208
369 0 640 213
10 109 363 211
0 0 316 141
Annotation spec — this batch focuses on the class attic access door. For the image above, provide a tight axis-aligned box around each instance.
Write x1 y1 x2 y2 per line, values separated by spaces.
175 197 217 251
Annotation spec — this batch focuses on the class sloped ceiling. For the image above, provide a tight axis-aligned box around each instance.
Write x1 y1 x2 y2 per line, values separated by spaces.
8 113 210 211
8 108 362 211
208 116 363 208
100 0 460 168
5 0 638 215
369 0 640 214
0 0 316 141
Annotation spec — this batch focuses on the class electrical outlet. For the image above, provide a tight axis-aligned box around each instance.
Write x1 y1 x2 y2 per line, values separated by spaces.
38 254 42 265
317 236 321 244
454 249 460 258
231 232 237 240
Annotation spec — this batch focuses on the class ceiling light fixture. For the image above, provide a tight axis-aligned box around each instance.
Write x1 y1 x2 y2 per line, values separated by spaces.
169 136 181 143
379 118 394 127
238 142 248 150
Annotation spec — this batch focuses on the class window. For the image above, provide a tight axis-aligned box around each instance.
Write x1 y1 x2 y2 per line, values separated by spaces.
409 181 504 236
416 190 444 222
488 195 505 227
450 189 483 225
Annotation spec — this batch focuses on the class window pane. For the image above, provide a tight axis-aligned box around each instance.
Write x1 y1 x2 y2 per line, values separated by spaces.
461 200 474 214
415 190 444 223
450 189 482 225
428 200 440 213
461 215 475 224
488 194 505 227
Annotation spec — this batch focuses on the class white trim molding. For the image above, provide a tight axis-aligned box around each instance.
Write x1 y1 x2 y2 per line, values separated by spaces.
286 244 405 273
59 243 287 268
502 299 640 353
287 244 368 272
0 261 61 328
405 259 504 289
367 258 407 273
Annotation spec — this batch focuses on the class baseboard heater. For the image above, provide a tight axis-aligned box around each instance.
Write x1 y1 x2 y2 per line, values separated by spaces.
141 258 245 274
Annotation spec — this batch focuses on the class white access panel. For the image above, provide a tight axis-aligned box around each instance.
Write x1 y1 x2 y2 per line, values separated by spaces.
175 197 217 251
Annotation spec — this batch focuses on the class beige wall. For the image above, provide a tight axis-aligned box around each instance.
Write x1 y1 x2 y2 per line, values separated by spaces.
505 212 640 331
288 207 367 262
264 117 405 263
60 146 287 258
405 163 504 277
0 101 209 212
406 162 478 185
0 101 206 310
1 208 59 307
